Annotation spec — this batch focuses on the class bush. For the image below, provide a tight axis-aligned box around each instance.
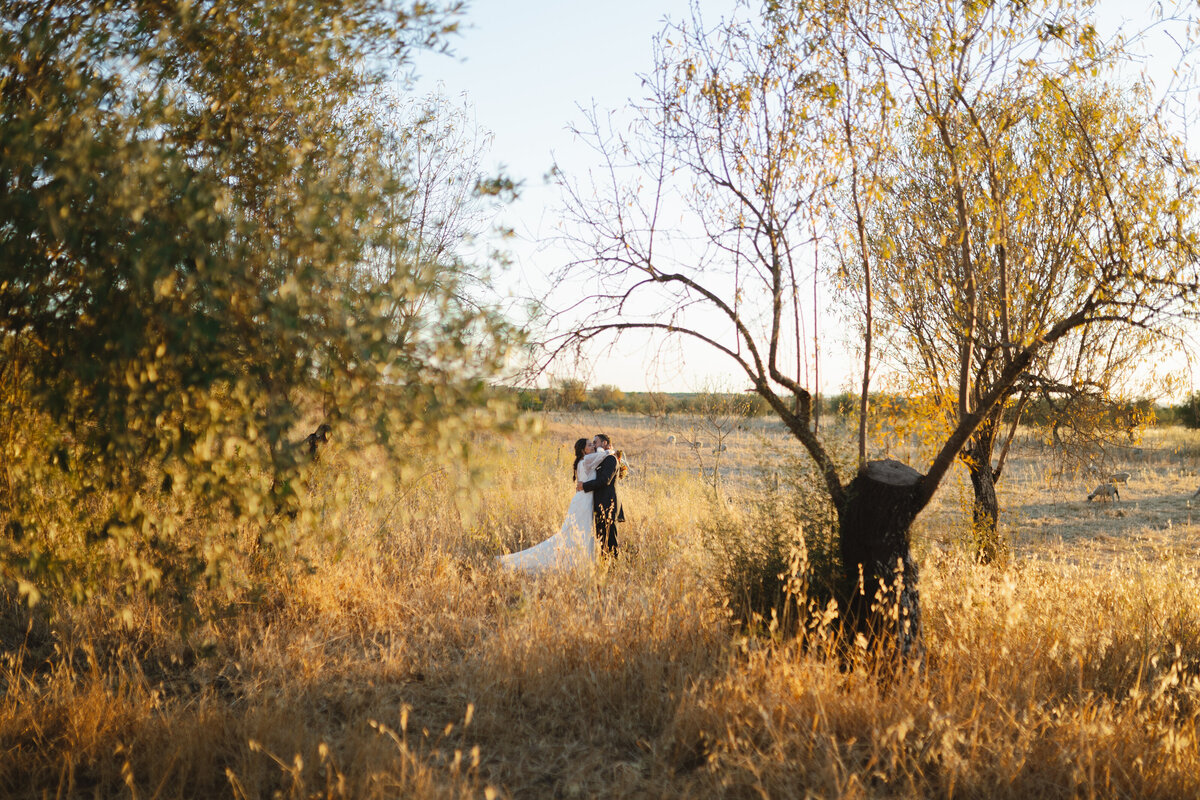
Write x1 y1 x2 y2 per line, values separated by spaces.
702 447 841 638
0 2 518 611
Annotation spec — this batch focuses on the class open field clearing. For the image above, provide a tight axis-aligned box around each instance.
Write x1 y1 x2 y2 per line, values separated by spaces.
4 414 1200 798
571 411 1200 572
11 1 1200 797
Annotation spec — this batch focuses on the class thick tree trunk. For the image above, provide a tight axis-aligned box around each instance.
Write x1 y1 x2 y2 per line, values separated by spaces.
838 459 923 663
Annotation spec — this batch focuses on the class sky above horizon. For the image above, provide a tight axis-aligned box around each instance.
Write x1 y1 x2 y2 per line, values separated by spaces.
411 1 752 394
409 1 1199 397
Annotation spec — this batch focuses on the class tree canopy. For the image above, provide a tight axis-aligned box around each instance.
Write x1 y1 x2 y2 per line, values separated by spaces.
848 74 1189 559
0 1 518 606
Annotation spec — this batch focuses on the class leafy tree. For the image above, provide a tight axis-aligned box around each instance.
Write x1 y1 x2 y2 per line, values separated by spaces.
550 0 1200 657
637 390 673 425
552 378 589 410
592 383 625 409
515 388 545 412
1166 393 1200 428
0 1 517 608
852 86 1178 562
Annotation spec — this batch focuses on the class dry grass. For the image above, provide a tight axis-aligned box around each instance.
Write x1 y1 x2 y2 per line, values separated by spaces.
4 414 1200 798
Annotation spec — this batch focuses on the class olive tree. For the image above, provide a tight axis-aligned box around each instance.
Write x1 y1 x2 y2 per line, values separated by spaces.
0 1 518 607
549 0 1199 658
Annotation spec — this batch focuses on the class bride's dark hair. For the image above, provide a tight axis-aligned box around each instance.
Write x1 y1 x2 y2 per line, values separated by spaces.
572 438 588 481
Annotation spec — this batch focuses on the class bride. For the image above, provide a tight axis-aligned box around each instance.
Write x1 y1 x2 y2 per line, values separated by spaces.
498 437 607 572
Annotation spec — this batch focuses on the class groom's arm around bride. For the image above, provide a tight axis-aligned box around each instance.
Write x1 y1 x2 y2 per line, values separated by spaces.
578 438 623 557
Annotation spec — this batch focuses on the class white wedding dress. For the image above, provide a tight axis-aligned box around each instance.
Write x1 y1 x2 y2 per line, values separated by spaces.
498 449 608 573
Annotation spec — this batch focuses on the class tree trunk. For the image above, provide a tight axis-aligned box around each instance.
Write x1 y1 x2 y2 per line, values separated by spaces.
966 457 1001 564
838 459 923 663
963 416 1003 564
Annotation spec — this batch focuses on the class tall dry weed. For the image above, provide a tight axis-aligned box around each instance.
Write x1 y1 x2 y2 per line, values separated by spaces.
3 416 1200 797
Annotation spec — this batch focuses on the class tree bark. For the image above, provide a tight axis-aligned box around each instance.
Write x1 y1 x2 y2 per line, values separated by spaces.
966 455 1001 564
837 459 924 663
963 414 1003 564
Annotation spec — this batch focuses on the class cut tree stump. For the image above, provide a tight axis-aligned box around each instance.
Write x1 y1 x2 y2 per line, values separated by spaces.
839 459 924 663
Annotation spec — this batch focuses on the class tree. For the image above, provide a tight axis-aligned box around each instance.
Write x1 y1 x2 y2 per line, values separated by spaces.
553 378 589 410
639 390 673 427
693 383 753 496
0 1 517 607
1166 392 1200 428
549 0 1199 658
852 86 1178 562
592 383 626 410
370 88 518 334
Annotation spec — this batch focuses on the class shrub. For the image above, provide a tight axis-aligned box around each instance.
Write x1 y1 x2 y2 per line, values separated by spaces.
702 447 841 638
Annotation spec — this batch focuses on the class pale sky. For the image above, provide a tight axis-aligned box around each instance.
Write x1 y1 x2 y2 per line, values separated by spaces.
410 1 1199 397
410 0 733 393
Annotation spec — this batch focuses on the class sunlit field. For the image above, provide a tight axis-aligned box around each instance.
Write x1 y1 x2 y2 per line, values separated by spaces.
4 413 1200 798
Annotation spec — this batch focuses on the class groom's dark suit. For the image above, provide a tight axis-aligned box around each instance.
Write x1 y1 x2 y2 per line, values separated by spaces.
581 453 623 556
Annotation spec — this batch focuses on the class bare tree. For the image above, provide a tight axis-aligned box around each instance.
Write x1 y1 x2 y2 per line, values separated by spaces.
690 382 753 496
546 0 1200 658
370 89 517 333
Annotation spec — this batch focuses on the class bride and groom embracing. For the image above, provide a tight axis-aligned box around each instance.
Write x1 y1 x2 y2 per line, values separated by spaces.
499 433 626 573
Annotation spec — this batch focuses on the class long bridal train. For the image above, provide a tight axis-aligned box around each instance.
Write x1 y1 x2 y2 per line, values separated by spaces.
498 449 609 573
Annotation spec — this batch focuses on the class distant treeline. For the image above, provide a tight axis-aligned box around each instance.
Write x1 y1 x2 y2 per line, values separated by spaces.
1164 394 1200 428
498 381 1200 428
504 382 776 416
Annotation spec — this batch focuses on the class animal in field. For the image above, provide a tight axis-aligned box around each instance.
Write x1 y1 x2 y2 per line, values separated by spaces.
303 423 332 460
666 435 676 445
1088 483 1120 502
712 444 727 453
1108 471 1131 485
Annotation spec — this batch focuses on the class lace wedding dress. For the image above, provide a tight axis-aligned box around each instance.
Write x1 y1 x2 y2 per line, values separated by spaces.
498 449 608 573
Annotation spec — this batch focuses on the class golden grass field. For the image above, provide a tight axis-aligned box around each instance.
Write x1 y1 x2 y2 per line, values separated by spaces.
4 412 1200 798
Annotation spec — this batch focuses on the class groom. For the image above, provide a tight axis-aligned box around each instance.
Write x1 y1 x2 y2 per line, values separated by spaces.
577 433 623 557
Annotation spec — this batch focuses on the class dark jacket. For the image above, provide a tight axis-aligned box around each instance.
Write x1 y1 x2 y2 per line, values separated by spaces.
581 452 623 554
